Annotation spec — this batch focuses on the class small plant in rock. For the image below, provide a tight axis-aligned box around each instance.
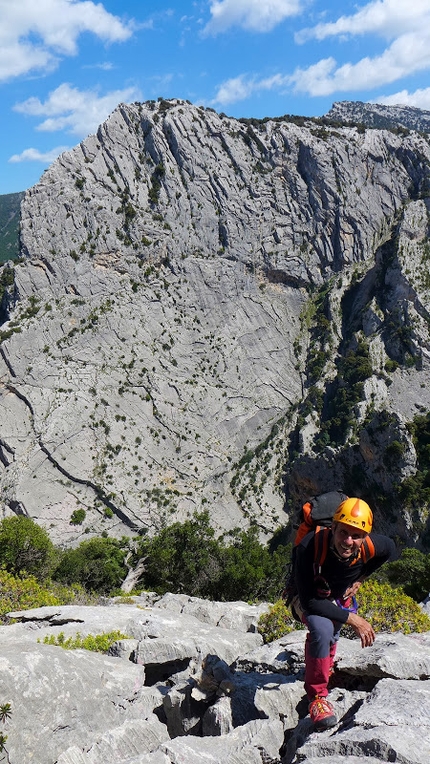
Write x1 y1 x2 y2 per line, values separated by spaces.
70 509 86 526
41 630 130 653
257 599 303 643
0 704 11 724
0 702 12 757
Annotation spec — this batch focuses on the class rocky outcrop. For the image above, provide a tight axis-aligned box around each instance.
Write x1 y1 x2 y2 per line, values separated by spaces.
326 100 430 133
2 593 430 763
1 99 430 544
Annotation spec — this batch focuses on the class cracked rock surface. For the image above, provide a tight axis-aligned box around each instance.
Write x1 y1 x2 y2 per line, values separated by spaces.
1 593 430 763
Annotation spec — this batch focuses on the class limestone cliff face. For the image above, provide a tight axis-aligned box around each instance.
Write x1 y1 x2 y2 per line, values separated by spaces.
1 99 430 545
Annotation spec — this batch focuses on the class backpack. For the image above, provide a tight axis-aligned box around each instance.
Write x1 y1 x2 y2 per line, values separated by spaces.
294 491 348 547
283 490 375 612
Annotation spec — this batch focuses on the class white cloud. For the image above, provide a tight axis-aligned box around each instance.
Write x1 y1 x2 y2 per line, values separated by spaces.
0 0 134 82
83 62 115 71
375 87 430 110
8 146 70 164
297 0 430 43
290 0 430 97
212 73 288 105
210 1 430 106
212 75 255 104
290 27 430 96
203 0 302 35
14 83 142 137
148 73 174 92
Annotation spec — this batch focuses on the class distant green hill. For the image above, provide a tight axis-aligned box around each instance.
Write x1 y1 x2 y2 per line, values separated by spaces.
0 191 24 263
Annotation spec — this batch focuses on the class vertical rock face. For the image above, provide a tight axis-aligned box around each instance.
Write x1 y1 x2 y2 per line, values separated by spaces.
1 98 430 544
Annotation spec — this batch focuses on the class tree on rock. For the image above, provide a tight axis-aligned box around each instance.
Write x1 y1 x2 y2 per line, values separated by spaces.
54 537 128 594
0 516 56 580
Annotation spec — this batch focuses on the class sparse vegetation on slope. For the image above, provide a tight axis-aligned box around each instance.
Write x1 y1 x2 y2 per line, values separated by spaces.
2 100 430 554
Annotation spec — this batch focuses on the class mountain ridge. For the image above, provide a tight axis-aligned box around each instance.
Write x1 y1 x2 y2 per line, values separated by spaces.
1 98 430 547
326 100 430 133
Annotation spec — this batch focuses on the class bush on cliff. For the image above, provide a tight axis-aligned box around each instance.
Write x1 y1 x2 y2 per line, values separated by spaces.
381 547 430 602
138 511 289 602
207 525 288 602
0 516 56 580
356 578 430 634
140 511 222 597
53 537 128 594
0 569 92 622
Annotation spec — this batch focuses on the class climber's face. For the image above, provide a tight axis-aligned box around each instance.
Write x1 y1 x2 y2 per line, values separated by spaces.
332 521 367 559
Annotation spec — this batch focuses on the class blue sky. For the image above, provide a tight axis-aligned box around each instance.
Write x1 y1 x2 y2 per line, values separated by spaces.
1 0 430 194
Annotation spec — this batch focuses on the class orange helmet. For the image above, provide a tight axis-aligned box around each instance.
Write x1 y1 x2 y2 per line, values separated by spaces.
332 498 373 534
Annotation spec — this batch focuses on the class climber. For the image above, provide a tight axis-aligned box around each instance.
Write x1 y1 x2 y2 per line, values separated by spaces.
292 497 396 732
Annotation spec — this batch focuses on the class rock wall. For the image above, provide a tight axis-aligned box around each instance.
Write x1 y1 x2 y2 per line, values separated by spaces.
1 99 430 544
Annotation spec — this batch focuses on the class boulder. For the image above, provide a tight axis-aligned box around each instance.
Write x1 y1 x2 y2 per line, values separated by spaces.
0 639 166 764
285 680 430 764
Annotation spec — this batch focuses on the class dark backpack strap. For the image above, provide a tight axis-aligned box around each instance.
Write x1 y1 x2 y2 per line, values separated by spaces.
313 526 330 574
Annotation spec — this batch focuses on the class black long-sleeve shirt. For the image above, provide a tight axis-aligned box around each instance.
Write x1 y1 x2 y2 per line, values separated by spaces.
295 529 396 624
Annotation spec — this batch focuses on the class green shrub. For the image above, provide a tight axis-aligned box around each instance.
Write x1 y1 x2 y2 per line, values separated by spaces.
41 630 129 652
257 599 303 643
0 570 91 622
383 440 406 468
0 516 56 580
54 537 127 594
316 340 372 447
381 547 430 601
0 569 59 620
355 579 430 634
397 413 430 527
211 527 288 602
148 163 165 204
385 358 399 373
138 512 289 602
70 509 86 525
258 580 430 645
48 580 97 606
140 511 221 597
